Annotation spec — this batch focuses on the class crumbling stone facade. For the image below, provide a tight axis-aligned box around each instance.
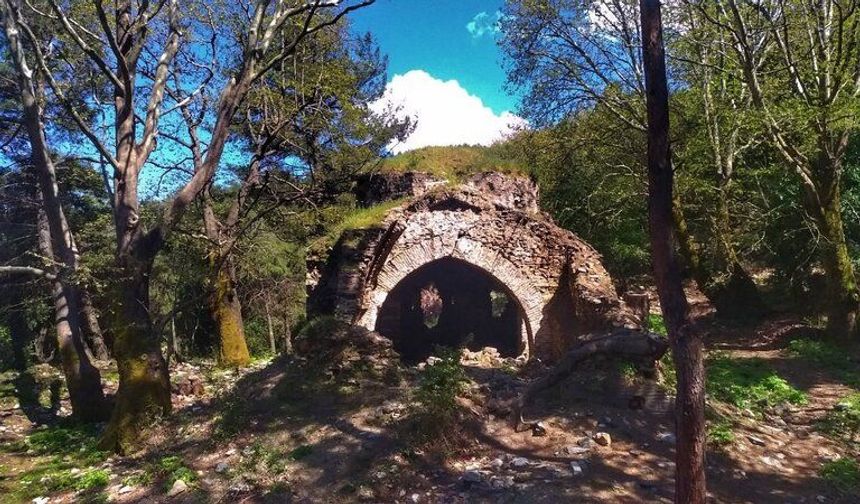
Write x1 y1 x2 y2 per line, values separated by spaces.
307 172 644 361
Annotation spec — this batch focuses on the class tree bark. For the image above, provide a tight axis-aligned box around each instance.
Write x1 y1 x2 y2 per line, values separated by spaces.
265 299 276 354
98 265 171 454
640 1 707 502
814 185 859 338
37 208 107 422
210 254 251 367
2 0 106 421
79 289 110 360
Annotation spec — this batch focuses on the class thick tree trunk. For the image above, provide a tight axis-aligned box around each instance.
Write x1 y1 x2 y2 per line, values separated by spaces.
37 209 107 422
210 255 251 367
7 303 31 370
814 187 859 338
99 264 172 454
79 289 110 361
640 2 707 502
2 2 107 420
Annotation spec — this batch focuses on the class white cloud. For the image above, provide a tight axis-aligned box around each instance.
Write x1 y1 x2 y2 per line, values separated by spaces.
466 11 502 38
370 70 525 155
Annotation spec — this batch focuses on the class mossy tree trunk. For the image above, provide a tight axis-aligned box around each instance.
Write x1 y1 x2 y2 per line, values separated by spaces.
99 261 171 454
812 181 859 338
210 253 251 367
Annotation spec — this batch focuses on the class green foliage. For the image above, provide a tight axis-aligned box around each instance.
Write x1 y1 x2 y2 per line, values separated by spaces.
7 425 110 500
787 338 860 386
414 347 469 425
380 145 524 181
707 354 806 413
820 458 860 496
819 394 860 444
308 198 406 258
648 313 668 336
157 455 197 487
707 419 735 447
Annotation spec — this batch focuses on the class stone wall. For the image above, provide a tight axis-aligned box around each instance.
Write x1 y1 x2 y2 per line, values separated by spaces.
307 172 643 361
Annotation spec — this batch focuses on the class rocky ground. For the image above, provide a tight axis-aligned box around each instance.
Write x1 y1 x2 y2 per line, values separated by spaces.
1 296 859 503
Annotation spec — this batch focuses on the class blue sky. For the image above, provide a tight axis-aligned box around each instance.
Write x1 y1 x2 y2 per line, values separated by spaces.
352 1 525 152
352 0 516 115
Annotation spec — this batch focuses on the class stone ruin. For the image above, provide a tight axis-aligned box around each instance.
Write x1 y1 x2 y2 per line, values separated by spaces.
307 171 649 364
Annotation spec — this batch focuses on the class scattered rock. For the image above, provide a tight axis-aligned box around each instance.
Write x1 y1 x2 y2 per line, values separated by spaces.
489 458 504 470
592 432 612 447
118 485 134 494
410 494 421 503
747 435 766 447
215 462 230 474
32 497 49 504
656 432 676 444
462 470 483 483
357 485 375 501
531 422 548 437
511 457 530 468
566 445 590 456
570 462 584 476
490 476 515 490
167 479 188 497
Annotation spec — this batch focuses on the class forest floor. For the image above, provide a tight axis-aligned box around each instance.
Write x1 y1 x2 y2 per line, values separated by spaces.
1 289 859 503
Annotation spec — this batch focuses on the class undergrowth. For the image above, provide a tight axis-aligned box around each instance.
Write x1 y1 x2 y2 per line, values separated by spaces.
411 347 469 442
819 393 860 444
787 338 860 386
820 458 860 496
707 353 806 414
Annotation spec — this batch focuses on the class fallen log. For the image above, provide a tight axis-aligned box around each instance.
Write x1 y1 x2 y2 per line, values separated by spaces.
514 329 668 430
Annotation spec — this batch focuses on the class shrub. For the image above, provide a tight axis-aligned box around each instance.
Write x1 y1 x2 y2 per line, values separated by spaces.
414 348 468 420
819 393 860 444
820 458 860 495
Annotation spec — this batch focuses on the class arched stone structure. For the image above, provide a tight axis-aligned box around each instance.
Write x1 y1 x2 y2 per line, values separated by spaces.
307 172 643 361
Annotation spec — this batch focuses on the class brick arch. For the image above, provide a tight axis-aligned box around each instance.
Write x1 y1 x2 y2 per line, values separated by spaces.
355 224 545 357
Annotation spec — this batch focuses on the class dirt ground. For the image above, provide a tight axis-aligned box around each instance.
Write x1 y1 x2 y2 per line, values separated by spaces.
1 291 859 503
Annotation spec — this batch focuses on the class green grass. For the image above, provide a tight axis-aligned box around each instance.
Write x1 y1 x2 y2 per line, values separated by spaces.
379 145 524 181
787 338 860 386
707 353 806 413
157 455 197 487
819 393 860 444
820 458 860 495
707 419 735 447
5 424 112 501
647 313 668 336
308 199 405 257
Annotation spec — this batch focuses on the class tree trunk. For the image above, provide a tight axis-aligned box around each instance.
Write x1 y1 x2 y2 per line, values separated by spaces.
265 299 276 354
673 190 764 319
99 263 172 454
79 289 110 360
814 187 859 338
37 208 107 422
210 255 251 367
283 313 293 355
2 1 106 420
640 1 707 502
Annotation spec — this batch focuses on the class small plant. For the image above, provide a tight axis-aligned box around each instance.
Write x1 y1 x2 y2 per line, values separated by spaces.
819 393 860 444
707 419 735 447
76 469 110 491
820 458 860 495
658 352 676 391
414 347 468 422
648 313 668 336
617 361 638 384
706 353 806 414
157 455 197 488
